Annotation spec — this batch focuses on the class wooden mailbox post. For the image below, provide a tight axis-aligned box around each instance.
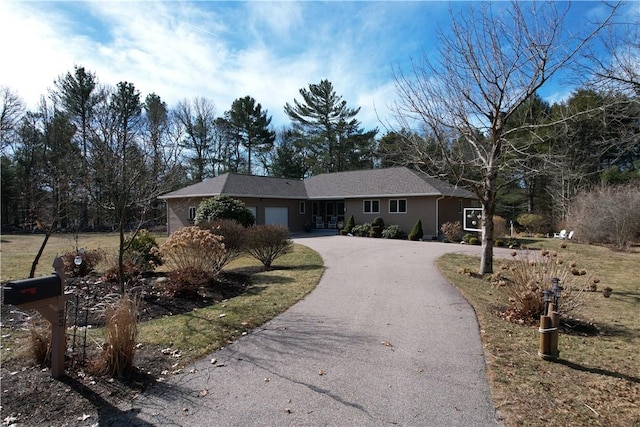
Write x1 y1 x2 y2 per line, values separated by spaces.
3 257 71 378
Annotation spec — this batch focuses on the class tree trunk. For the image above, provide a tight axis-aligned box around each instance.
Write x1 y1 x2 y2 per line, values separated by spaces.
30 219 58 278
480 201 496 275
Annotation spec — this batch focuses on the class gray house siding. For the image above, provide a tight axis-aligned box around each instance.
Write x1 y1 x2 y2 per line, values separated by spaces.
160 167 478 237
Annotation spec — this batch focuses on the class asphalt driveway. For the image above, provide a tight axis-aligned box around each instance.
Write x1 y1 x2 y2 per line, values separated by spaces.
109 236 503 426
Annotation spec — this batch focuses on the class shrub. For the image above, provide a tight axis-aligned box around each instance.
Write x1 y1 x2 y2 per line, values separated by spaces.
495 250 588 323
517 213 546 235
382 225 405 239
468 236 480 245
568 183 640 250
493 215 508 238
341 215 356 235
125 229 162 271
441 221 462 242
369 217 385 238
102 258 142 284
166 269 213 297
462 233 477 244
157 226 227 277
494 239 505 247
408 219 424 241
246 224 292 270
351 223 371 237
61 248 106 277
200 219 247 268
194 195 255 227
93 293 140 377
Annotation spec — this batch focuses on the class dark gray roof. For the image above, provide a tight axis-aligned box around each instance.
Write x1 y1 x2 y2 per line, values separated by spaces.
305 167 475 199
159 167 475 200
159 173 308 200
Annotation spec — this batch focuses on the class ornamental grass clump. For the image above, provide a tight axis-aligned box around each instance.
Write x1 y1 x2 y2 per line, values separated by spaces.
495 250 588 323
93 293 140 377
28 319 51 366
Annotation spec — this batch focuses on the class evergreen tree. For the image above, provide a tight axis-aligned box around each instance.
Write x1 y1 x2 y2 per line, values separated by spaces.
226 96 275 175
284 79 377 174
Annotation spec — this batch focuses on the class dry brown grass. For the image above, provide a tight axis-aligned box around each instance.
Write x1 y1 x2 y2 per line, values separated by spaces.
93 293 140 377
28 320 51 366
438 239 640 427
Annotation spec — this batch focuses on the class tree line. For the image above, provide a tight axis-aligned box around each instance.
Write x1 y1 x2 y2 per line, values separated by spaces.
1 1 638 275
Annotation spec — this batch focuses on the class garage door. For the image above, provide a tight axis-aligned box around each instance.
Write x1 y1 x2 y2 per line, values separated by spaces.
265 207 288 227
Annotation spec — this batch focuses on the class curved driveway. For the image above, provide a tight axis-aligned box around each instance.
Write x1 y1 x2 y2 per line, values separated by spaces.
111 236 502 426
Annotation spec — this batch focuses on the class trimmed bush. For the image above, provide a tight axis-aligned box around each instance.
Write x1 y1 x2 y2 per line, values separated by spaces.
351 223 371 237
369 217 385 238
246 224 292 270
517 213 546 235
440 221 462 242
125 229 162 271
157 226 227 277
408 219 424 241
382 225 405 239
462 233 478 244
194 195 255 227
341 215 356 235
468 236 480 245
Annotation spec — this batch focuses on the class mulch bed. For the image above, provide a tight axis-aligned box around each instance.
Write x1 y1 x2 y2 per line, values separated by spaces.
0 271 249 427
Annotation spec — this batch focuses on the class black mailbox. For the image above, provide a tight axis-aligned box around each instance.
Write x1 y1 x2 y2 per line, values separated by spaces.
3 275 62 306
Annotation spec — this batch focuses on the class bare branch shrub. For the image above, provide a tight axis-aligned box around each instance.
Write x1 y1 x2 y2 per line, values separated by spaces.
493 216 508 238
440 221 462 242
494 250 590 323
246 224 292 270
61 248 106 277
199 219 247 268
568 184 640 250
93 293 140 377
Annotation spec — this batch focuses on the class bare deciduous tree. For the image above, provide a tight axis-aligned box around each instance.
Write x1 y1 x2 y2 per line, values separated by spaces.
0 86 25 155
393 1 616 273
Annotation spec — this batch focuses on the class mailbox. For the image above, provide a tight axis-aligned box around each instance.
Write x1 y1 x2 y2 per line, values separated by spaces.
3 275 63 306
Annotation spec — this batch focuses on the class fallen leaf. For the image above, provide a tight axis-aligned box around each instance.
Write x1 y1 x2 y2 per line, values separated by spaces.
219 313 226 318
77 414 91 421
210 358 217 364
200 390 208 397
381 341 393 347
285 408 292 414
318 370 327 376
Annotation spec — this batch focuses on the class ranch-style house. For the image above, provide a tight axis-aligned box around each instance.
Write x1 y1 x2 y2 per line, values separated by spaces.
159 167 478 239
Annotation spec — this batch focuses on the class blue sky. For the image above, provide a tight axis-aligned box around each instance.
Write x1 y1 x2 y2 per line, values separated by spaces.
1 1 635 131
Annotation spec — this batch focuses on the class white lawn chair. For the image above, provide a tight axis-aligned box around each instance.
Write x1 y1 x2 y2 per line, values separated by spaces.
315 216 325 229
328 216 338 229
553 229 567 239
567 230 574 240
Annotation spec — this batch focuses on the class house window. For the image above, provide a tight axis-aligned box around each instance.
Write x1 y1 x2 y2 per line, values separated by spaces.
299 201 306 214
389 199 407 213
363 199 380 214
188 207 196 221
